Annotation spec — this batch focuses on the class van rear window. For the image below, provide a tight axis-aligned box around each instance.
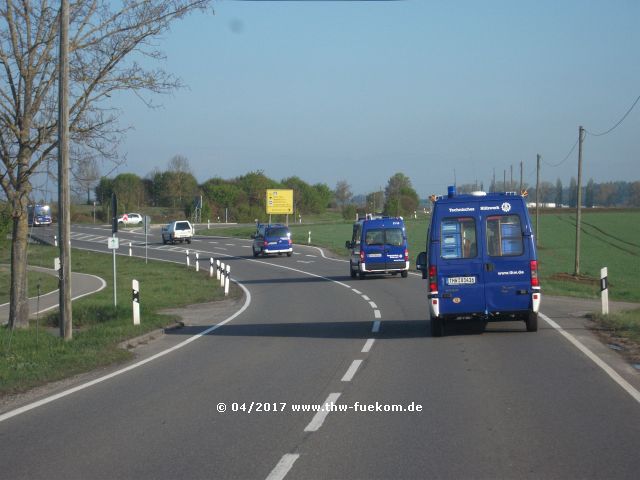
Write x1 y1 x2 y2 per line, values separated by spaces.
441 218 477 259
486 215 523 256
365 228 404 246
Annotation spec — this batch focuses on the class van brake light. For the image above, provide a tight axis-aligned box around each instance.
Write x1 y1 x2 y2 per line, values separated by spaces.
359 250 365 263
530 260 539 287
429 265 437 292
404 248 409 261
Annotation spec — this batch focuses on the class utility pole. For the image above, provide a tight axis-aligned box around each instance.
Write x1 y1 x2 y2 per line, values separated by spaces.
510 164 513 191
58 0 72 340
535 154 541 248
574 126 585 276
492 169 496 192
503 170 506 191
519 161 523 193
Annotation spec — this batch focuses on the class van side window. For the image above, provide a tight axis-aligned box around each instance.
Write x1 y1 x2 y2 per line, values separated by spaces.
486 215 523 256
352 224 362 245
440 218 477 259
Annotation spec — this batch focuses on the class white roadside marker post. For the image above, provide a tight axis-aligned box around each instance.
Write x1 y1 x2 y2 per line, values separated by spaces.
209 257 214 278
216 259 221 280
601 267 609 315
195 252 199 272
129 242 132 256
132 279 140 325
186 249 190 268
224 265 230 296
220 262 225 287
308 231 311 244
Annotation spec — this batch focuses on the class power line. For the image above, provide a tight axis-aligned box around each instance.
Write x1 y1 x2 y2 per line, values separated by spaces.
585 94 640 137
543 138 579 168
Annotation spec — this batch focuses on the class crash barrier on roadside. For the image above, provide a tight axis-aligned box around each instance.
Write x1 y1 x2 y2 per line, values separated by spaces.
184 250 231 296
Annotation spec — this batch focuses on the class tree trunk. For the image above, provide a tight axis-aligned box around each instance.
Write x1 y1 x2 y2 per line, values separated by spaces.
9 213 30 329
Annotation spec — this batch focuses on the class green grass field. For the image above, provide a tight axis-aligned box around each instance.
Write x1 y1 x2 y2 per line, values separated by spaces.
0 243 237 395
200 210 640 302
0 265 59 304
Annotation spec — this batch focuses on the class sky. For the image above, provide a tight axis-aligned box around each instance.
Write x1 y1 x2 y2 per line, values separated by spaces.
110 0 640 198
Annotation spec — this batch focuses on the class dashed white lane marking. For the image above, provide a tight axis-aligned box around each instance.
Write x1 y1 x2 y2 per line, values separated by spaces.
352 289 362 295
372 320 381 332
225 243 234 246
305 254 317 258
213 246 227 250
361 339 375 353
540 313 640 405
209 241 218 244
265 454 300 480
241 245 251 248
304 393 341 432
368 301 377 309
374 310 381 319
362 295 370 301
341 359 363 382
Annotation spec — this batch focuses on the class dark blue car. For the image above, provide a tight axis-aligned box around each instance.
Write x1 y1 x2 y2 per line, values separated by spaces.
417 188 540 336
252 224 293 257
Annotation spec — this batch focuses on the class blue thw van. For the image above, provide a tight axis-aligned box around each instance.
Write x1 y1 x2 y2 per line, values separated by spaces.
346 216 409 279
416 188 540 336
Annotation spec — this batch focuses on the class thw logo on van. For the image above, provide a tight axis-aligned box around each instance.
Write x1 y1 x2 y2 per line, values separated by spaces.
501 202 512 213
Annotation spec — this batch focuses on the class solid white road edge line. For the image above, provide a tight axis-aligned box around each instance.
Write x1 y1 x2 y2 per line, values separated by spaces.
341 359 363 382
362 339 375 353
265 454 300 480
0 281 252 424
540 312 640 405
304 393 342 432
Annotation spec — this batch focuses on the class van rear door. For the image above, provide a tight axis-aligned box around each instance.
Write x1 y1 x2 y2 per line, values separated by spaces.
483 209 532 314
362 227 386 271
437 215 486 315
383 223 406 270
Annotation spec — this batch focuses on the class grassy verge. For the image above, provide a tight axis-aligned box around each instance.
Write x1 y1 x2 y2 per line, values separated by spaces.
0 265 59 304
0 243 239 396
591 308 640 364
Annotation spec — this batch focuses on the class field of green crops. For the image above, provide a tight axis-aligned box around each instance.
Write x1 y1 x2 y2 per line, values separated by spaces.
202 209 640 302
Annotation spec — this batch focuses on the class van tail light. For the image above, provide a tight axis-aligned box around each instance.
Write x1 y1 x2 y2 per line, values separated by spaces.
263 240 268 248
288 238 292 245
404 248 409 261
530 260 539 287
360 250 365 263
429 265 437 292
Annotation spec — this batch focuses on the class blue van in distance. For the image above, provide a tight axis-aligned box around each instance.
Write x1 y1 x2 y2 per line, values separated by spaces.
346 216 409 279
416 188 540 336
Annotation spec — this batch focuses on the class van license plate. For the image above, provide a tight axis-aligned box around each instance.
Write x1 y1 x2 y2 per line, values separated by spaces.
447 276 476 285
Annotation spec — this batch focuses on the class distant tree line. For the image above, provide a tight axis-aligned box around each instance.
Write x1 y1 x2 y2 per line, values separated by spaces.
456 178 640 208
93 157 422 223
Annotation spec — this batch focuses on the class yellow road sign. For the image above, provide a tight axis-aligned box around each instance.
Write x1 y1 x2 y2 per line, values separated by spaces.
266 189 293 214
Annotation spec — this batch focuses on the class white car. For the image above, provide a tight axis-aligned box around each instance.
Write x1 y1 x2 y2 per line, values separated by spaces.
117 212 143 226
162 220 194 244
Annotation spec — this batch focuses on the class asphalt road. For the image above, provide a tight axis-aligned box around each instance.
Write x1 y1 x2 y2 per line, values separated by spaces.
1 223 639 479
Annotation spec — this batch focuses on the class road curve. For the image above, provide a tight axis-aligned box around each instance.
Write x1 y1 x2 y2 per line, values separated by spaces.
1 223 639 480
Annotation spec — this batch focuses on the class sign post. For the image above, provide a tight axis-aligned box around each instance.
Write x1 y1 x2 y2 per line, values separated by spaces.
111 194 118 306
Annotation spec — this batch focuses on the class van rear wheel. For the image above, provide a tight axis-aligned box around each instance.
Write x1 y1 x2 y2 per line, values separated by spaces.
431 316 444 337
401 270 408 278
358 271 366 280
525 311 538 332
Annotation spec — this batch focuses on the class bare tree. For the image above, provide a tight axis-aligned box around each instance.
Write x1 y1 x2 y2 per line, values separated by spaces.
334 180 352 207
72 157 100 204
167 154 197 206
0 1 212 329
